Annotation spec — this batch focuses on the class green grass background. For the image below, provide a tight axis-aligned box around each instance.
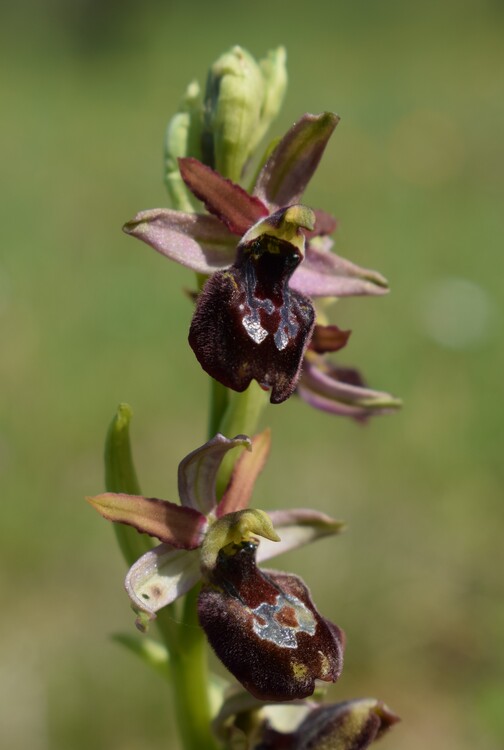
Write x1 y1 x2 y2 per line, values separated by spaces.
1 0 503 748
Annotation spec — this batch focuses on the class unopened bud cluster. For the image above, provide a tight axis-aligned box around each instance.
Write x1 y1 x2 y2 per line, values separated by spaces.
165 45 287 209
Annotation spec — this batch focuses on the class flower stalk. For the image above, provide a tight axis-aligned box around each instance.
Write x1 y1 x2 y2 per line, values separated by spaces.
91 44 401 750
215 382 269 498
158 588 220 750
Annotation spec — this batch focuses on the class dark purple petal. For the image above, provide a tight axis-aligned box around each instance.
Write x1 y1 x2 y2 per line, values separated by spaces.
330 364 367 388
198 541 345 701
291 240 389 298
253 112 340 209
123 209 236 273
217 429 271 516
86 493 207 548
178 433 252 515
189 232 315 404
179 157 269 234
294 700 400 750
307 209 338 238
309 324 351 354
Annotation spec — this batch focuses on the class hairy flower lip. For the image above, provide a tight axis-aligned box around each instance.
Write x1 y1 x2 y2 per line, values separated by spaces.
211 688 400 750
198 542 345 701
188 204 317 404
255 697 400 750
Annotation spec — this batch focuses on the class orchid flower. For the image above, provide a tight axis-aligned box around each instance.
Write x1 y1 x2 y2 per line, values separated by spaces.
88 430 343 630
124 113 388 300
260 699 400 750
213 690 400 750
123 113 399 408
88 430 345 697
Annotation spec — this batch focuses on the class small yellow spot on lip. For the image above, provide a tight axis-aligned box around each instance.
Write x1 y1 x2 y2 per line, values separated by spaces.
291 661 308 680
318 650 330 677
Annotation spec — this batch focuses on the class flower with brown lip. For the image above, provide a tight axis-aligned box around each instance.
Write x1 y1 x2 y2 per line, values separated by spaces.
124 113 399 411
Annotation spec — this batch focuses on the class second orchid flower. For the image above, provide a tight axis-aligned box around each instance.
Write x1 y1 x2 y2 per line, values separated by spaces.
88 428 346 700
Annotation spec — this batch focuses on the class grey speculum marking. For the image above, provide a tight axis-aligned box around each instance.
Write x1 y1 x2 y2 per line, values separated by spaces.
273 288 299 351
240 261 299 351
251 593 316 649
242 296 274 344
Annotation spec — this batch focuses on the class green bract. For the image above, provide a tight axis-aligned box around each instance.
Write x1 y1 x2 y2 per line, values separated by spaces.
164 81 203 212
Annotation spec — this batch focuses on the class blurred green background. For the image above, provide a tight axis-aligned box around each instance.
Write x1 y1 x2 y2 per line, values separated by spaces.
2 0 503 748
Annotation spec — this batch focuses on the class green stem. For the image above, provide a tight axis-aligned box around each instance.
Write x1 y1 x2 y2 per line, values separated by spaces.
161 380 267 749
215 381 269 498
208 378 230 438
157 588 220 750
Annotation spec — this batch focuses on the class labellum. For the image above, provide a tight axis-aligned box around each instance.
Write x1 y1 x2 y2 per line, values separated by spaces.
198 539 344 701
188 207 316 404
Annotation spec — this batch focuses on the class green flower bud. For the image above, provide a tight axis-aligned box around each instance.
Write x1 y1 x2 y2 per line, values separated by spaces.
164 81 203 211
251 46 288 156
202 46 287 182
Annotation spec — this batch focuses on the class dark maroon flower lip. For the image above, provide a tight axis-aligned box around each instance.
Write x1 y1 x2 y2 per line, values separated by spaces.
255 699 400 750
189 207 316 404
198 540 345 701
